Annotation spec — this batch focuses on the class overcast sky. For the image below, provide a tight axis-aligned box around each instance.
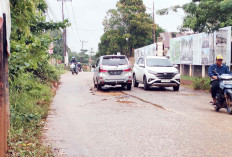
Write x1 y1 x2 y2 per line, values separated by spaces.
46 0 191 54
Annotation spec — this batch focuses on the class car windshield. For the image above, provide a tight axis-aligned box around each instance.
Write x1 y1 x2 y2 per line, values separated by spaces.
146 58 173 67
102 56 128 66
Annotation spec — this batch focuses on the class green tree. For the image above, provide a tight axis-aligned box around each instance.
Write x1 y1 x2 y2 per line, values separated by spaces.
157 0 232 33
9 0 69 79
97 0 165 57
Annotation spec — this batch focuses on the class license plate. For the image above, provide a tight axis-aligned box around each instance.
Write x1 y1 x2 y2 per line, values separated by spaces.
161 79 170 83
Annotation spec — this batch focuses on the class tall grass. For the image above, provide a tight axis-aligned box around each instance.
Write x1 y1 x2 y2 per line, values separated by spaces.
181 75 211 90
8 65 65 156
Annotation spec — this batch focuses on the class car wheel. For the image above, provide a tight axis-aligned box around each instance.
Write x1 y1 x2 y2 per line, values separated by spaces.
127 84 132 90
173 85 180 91
97 80 102 91
93 78 97 88
133 75 139 87
143 76 149 90
215 105 220 112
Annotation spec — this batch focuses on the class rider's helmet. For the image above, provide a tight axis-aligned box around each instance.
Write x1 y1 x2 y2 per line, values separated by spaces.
216 55 223 60
72 57 76 60
78 62 81 64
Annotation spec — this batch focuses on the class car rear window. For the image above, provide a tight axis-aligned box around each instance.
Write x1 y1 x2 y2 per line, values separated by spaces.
102 56 128 66
146 58 173 67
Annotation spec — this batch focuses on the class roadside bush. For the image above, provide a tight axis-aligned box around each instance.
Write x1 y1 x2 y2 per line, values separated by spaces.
8 72 55 156
181 75 211 90
192 77 211 90
7 0 69 155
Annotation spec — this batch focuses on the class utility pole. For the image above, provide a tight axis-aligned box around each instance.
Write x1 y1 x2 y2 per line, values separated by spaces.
80 40 88 52
90 48 94 57
57 0 72 63
153 1 156 43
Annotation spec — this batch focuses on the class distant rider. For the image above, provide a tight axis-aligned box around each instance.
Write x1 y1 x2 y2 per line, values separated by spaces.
77 62 82 72
70 57 77 72
208 55 231 105
70 57 77 64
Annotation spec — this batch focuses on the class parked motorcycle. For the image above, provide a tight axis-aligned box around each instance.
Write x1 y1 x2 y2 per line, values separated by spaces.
211 70 232 114
70 63 78 75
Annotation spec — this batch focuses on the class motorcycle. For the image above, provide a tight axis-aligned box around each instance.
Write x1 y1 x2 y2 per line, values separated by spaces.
77 67 82 72
211 70 232 114
70 63 78 75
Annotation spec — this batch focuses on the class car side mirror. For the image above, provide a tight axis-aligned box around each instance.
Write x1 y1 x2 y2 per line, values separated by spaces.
139 64 145 68
174 64 178 68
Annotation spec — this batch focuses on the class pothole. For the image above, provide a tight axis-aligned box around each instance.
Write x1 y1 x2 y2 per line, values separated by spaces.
121 91 169 111
117 100 135 104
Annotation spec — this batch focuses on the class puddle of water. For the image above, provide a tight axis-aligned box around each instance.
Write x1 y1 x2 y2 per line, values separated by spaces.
97 91 123 96
117 100 134 104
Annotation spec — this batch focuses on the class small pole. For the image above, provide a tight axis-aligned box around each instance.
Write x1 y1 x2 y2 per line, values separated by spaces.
57 0 72 63
80 40 87 52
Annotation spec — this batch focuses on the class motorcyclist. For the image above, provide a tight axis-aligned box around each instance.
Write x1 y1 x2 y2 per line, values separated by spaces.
208 55 231 104
70 57 77 72
70 57 77 64
77 62 82 72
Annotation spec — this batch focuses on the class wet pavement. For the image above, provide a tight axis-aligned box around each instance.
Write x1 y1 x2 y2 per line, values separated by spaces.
45 72 232 157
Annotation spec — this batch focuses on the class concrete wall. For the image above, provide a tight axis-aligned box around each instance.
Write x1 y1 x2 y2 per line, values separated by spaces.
183 65 190 76
193 65 202 77
180 64 210 78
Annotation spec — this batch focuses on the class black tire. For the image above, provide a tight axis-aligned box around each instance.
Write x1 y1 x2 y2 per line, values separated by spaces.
93 79 97 88
127 84 132 90
72 71 74 75
143 76 149 90
226 95 232 114
173 85 180 91
97 84 102 91
215 105 220 112
215 94 220 112
133 75 139 87
97 81 102 91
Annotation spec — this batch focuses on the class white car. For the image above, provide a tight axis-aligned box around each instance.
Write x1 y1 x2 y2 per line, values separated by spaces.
93 55 132 90
132 56 181 91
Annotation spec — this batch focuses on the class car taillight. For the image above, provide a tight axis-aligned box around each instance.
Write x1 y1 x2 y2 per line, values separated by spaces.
123 68 131 72
100 69 108 73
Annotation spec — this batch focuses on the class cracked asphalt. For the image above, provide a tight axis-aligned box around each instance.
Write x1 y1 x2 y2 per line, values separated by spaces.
44 72 232 157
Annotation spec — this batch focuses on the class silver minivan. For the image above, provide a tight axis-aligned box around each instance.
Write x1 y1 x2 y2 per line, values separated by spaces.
93 55 132 90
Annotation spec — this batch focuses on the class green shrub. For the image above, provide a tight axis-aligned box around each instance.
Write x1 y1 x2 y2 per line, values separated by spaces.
192 77 211 90
181 75 211 90
8 72 56 156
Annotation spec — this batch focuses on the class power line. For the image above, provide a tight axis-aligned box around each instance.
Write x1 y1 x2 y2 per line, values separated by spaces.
46 0 59 21
77 28 104 31
70 2 81 41
64 2 79 45
57 0 72 65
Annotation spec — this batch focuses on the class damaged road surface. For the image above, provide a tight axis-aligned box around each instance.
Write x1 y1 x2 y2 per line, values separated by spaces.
45 72 232 157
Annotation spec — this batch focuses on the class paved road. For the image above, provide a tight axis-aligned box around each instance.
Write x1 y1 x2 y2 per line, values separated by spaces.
45 72 232 157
